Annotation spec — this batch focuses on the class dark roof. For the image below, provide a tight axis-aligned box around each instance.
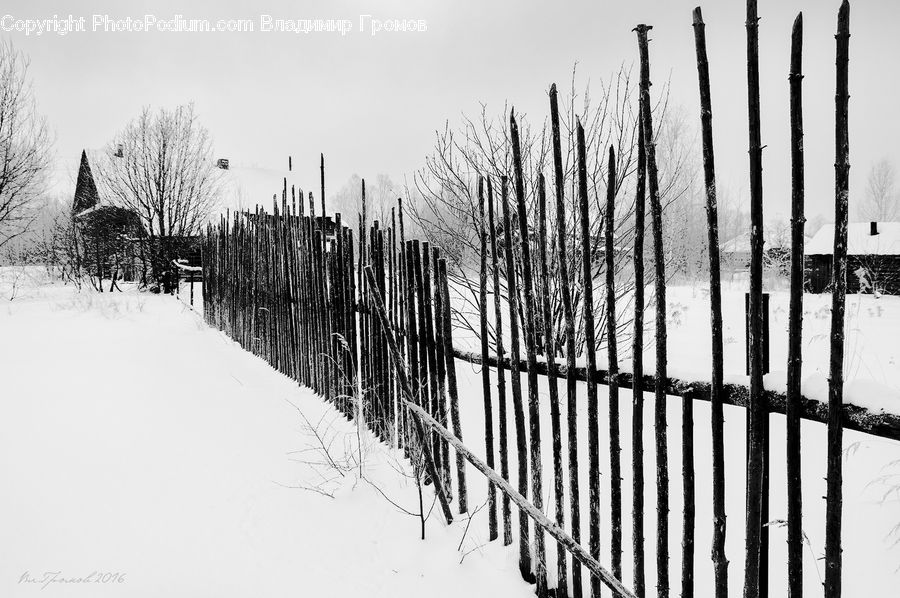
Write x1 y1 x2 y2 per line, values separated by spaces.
73 150 101 215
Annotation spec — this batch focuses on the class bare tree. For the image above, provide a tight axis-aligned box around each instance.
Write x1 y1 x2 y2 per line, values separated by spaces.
411 64 690 356
331 173 403 227
96 103 221 291
0 41 52 251
858 159 900 222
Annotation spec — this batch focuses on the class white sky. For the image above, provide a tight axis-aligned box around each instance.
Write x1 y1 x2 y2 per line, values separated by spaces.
3 0 898 221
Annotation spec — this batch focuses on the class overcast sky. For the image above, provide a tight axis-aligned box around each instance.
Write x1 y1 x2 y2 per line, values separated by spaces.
2 0 897 221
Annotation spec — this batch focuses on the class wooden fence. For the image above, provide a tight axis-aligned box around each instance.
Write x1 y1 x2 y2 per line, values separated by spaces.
200 2 871 597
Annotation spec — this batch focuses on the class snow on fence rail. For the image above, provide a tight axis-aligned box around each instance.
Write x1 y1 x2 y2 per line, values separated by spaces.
451 348 900 443
200 3 867 598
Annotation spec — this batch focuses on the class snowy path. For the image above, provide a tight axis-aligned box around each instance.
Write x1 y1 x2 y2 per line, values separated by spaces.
0 279 530 597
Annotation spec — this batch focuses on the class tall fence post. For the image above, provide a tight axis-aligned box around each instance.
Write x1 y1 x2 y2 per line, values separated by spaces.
636 22 670 598
438 258 467 514
489 177 514 548
631 107 647 598
550 82 582 598
478 177 498 535
511 109 547 597
786 13 806 597
537 172 567 598
693 8 728 596
576 119 601 598
500 169 533 584
826 3 850 597
604 147 624 585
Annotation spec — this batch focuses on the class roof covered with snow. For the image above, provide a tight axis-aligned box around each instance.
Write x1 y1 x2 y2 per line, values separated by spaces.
218 164 295 213
806 222 900 255
63 151 297 217
720 229 796 253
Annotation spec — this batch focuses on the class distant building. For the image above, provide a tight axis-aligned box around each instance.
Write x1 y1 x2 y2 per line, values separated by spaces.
72 149 202 289
720 230 796 274
72 149 145 282
805 221 900 294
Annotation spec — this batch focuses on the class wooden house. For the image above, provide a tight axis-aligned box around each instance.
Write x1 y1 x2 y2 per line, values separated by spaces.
805 221 900 294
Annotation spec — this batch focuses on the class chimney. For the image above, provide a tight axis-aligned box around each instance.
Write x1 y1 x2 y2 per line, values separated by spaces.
114 144 124 158
871 221 879 236
217 158 230 170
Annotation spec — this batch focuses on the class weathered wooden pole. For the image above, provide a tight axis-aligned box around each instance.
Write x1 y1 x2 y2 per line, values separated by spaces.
347 228 358 411
489 177 514 547
296 208 309 387
314 229 332 405
478 177 499 537
511 109 547 596
412 241 432 462
335 212 349 414
826 3 850 597
576 119 602 598
537 172 567 598
438 258 468 513
786 14 805 597
631 108 647 598
501 166 533 582
309 205 324 395
360 183 369 418
693 8 728 596
320 154 327 257
421 242 444 480
550 82 583 598
364 266 453 525
398 198 409 449
604 146 623 583
744 2 767 595
432 245 452 492
404 239 422 440
376 227 388 435
388 223 397 434
635 22 669 598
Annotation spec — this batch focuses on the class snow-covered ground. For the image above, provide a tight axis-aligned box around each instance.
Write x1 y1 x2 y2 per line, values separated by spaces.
0 269 531 598
664 283 900 413
4 269 900 597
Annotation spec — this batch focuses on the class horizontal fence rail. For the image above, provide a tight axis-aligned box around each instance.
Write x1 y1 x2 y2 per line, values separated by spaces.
452 348 900 442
